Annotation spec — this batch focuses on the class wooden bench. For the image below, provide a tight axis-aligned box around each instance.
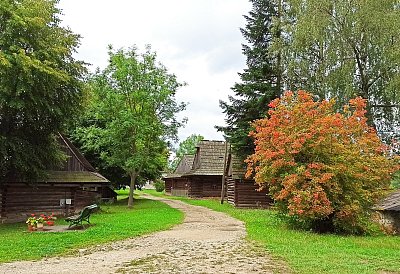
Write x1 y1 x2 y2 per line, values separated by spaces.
65 204 99 228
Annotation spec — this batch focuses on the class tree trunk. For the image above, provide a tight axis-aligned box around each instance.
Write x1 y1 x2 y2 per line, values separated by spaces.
128 171 138 208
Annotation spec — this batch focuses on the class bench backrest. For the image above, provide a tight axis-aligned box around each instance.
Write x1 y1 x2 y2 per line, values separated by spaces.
80 204 98 218
80 207 92 219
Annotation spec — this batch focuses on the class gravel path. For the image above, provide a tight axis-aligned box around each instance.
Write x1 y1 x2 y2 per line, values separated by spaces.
0 195 288 274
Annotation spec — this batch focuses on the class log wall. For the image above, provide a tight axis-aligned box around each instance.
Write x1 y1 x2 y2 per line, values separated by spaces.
0 187 4 219
188 176 222 198
1 185 73 222
74 189 100 211
164 179 172 193
0 184 99 223
227 178 271 208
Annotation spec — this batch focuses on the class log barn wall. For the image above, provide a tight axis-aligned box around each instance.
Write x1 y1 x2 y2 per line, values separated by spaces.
0 185 100 223
164 179 172 194
2 185 73 223
227 178 271 208
0 187 4 219
75 189 100 210
187 176 222 198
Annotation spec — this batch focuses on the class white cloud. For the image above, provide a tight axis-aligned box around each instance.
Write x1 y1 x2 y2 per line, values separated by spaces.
58 0 251 142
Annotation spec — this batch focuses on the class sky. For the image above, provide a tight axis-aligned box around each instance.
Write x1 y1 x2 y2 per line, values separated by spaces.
58 0 251 144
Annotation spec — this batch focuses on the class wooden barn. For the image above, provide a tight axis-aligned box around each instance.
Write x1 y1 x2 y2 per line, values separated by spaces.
163 140 227 198
182 140 226 198
0 134 110 223
163 154 195 196
374 190 400 234
224 152 271 208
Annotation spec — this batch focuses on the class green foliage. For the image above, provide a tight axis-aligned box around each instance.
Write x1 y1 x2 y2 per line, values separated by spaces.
146 193 400 274
279 0 400 139
154 179 165 192
391 171 400 189
170 134 203 171
71 46 186 206
0 0 86 181
218 0 283 160
0 197 183 263
247 91 399 234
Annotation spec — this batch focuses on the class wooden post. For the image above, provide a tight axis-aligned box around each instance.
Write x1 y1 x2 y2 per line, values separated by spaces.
220 142 229 204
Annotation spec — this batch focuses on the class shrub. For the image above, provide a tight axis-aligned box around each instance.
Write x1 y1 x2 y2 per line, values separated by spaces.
246 90 399 234
154 179 165 192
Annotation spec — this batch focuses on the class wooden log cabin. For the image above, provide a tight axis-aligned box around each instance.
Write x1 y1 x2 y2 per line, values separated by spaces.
224 152 271 208
0 134 110 223
163 155 195 197
183 140 226 197
163 140 226 198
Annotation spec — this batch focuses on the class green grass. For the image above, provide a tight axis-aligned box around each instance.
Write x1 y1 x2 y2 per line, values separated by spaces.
142 190 400 274
0 195 183 263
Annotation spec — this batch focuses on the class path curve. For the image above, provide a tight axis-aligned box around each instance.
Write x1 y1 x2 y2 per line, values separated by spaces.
0 195 286 274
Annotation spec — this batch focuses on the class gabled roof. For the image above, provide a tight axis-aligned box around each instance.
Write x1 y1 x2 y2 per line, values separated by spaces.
175 155 195 174
163 155 195 179
375 190 400 211
185 140 227 176
58 134 96 172
226 153 248 179
45 171 108 183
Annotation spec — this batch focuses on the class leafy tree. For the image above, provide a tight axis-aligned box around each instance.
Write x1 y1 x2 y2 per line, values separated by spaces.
0 0 86 181
72 46 185 207
280 0 400 139
246 91 399 234
170 134 204 171
217 0 283 160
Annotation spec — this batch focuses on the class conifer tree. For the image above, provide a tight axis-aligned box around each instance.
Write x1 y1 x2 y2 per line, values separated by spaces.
218 0 283 159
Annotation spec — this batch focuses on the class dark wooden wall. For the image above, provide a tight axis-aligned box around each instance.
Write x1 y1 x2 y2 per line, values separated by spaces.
75 189 100 210
188 176 222 198
0 187 4 219
0 184 99 223
164 179 172 193
227 178 271 208
60 143 86 172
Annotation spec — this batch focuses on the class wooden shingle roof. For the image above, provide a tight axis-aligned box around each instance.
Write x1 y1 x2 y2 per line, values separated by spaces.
163 155 195 179
175 155 195 174
226 153 247 179
185 140 227 176
376 190 400 211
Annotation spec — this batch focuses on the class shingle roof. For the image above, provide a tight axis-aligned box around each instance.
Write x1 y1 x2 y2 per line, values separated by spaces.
45 171 109 183
175 155 195 174
375 190 400 211
163 155 195 179
185 140 227 176
227 153 248 179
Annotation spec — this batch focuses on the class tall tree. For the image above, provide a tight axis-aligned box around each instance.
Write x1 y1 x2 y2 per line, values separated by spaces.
73 46 186 207
0 0 86 181
281 0 400 140
246 91 399 234
218 0 283 160
170 134 204 171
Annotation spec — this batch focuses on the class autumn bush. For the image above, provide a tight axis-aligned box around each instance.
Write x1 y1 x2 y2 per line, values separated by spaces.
246 91 399 234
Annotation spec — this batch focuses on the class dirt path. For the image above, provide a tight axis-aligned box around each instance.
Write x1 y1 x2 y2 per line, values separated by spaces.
0 195 287 274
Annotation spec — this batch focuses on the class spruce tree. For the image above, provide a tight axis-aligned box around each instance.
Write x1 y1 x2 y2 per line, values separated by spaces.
218 0 283 159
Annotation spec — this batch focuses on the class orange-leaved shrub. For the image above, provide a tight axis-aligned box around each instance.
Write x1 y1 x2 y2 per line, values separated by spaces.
246 90 399 234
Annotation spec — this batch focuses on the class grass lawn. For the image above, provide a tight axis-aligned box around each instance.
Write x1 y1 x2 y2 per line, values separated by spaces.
141 189 400 274
0 195 183 263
